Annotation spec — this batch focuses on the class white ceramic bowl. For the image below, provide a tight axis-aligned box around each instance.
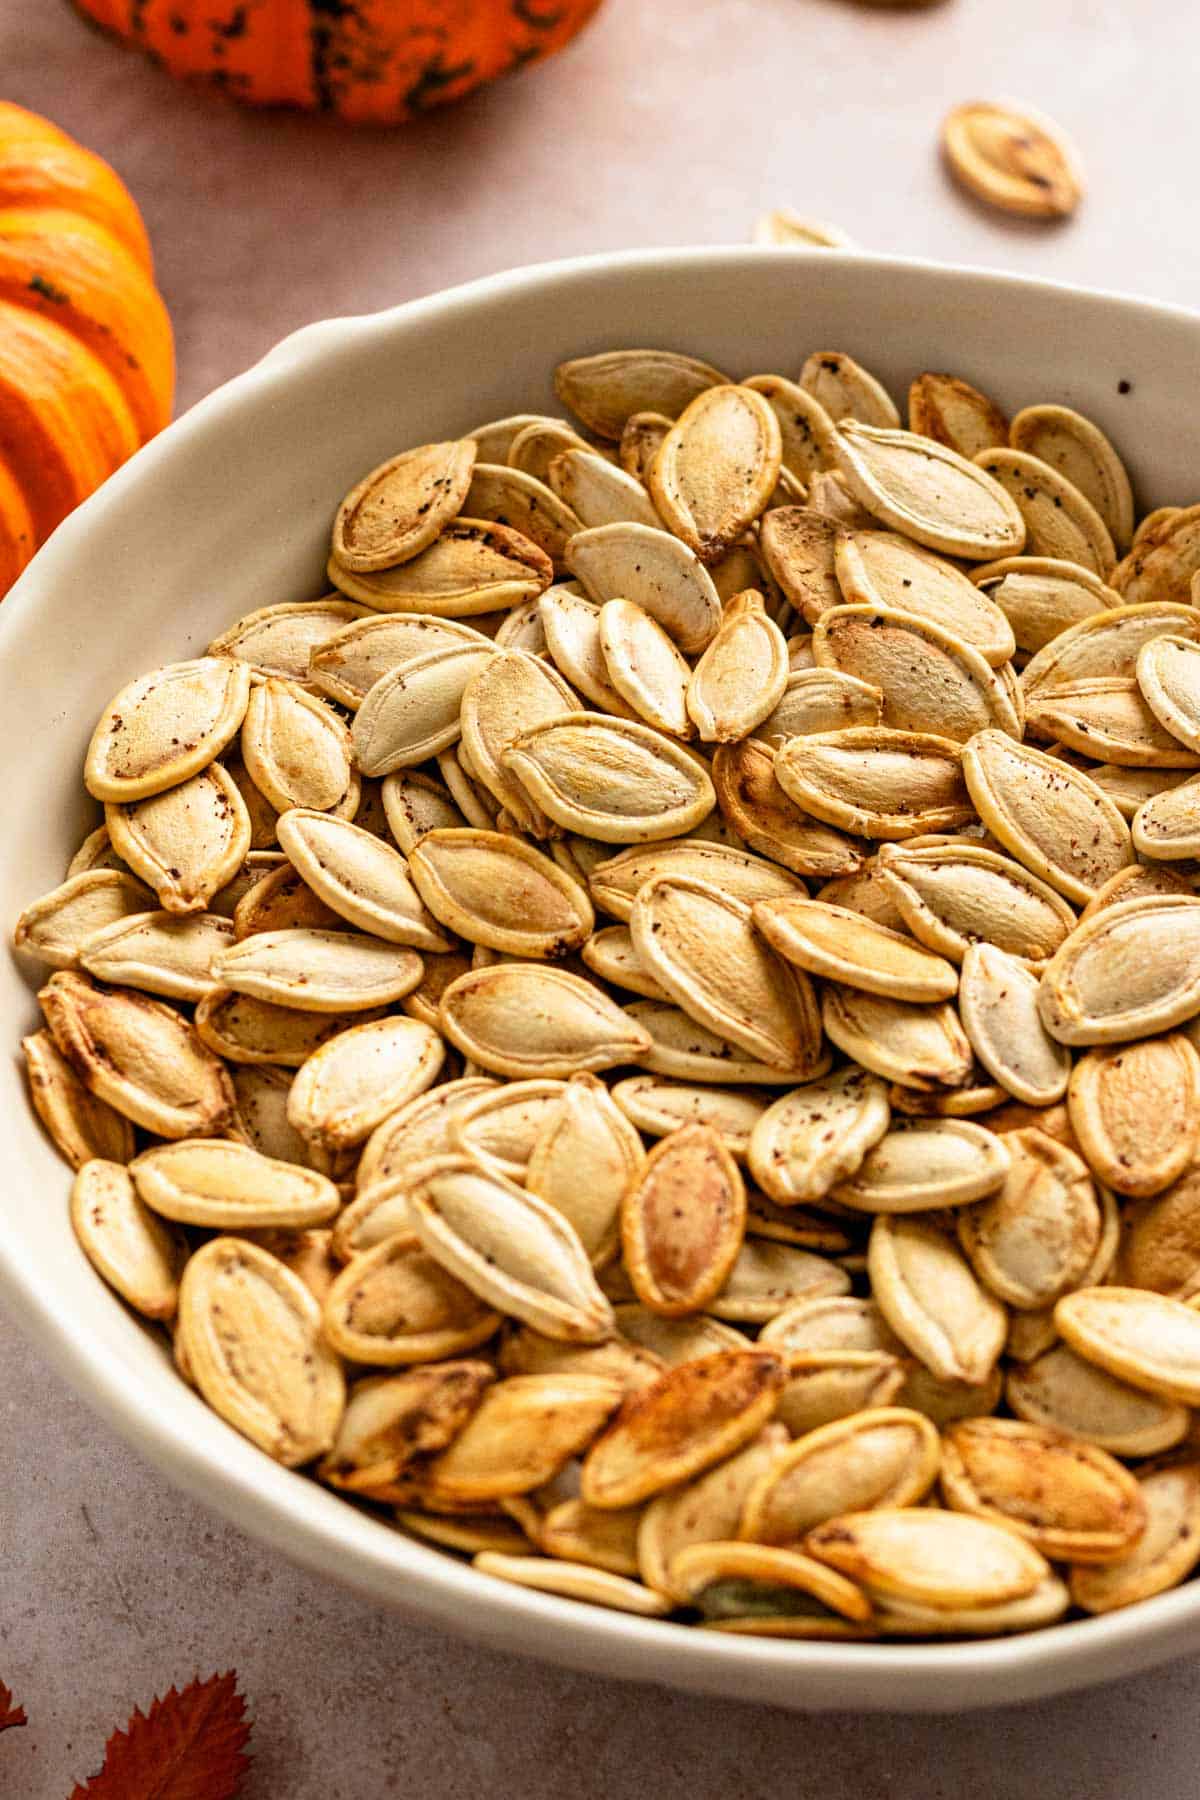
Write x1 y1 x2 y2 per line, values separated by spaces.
5 249 1200 1712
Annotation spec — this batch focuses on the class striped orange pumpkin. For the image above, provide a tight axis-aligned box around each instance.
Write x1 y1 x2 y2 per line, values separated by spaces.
0 103 174 596
71 0 604 125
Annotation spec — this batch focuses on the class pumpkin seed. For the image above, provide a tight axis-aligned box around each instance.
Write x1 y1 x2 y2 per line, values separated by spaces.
684 591 789 741
1056 1286 1200 1405
380 768 466 852
498 1324 664 1395
1009 404 1133 551
532 1496 643 1575
400 1511 532 1555
1119 1170 1200 1304
1024 601 1200 700
597 597 693 736
773 1352 907 1438
1134 633 1200 757
636 1424 788 1599
957 1126 1100 1310
1070 1462 1200 1614
742 1407 939 1543
209 596 370 686
70 1158 182 1319
611 1074 768 1158
227 1064 319 1169
323 1231 500 1365
553 349 728 440
621 1124 746 1316
195 988 384 1067
588 838 805 923
873 1576 1070 1637
463 463 581 566
333 440 475 572
467 413 570 464
285 1015 444 1152
1132 774 1200 859
178 1235 345 1465
799 351 899 431
309 614 487 712
547 447 659 531
816 604 1022 745
835 1118 1010 1214
834 530 1015 666
940 1415 1145 1564
833 423 1025 560
973 557 1115 654
440 963 650 1077
503 713 715 844
962 729 1133 903
973 448 1114 575
823 988 973 1090
630 1001 828 1087
22 1029 135 1170
319 1361 494 1499
630 876 822 1070
14 868 155 970
869 1217 1007 1383
805 470 878 530
413 1373 622 1505
1006 1344 1190 1457
898 1363 1004 1429
329 519 552 615
754 897 958 1002
958 943 1072 1104
743 373 838 483
747 1068 890 1205
581 1349 784 1508
40 970 234 1139
84 657 251 803
711 738 862 876
131 1138 339 1229
908 371 1009 461
78 909 233 1001
759 1295 902 1357
941 100 1083 219
1068 1035 1200 1198
619 411 673 483
877 842 1075 966
613 1304 746 1364
760 509 846 626
1118 510 1200 611
474 1553 670 1616
538 586 638 717
672 1539 872 1627
451 1079 568 1179
213 928 423 1012
581 924 669 999
66 824 127 879
649 385 782 562
406 827 593 961
1039 895 1200 1044
752 669 884 747
753 211 856 249
776 727 972 840
241 677 357 819
810 1505 1050 1607
521 1072 641 1266
566 522 722 654
106 762 251 915
354 1076 497 1196
507 418 591 482
409 1156 614 1343
348 644 495 776
1089 767 1190 824
459 649 581 834
272 809 447 950
1026 677 1197 767
709 1239 849 1323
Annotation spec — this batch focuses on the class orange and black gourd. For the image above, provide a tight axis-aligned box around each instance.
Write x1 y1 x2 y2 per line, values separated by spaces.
0 103 174 596
70 1 604 123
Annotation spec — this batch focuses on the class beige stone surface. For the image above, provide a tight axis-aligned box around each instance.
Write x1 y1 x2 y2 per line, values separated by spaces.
6 0 1200 1789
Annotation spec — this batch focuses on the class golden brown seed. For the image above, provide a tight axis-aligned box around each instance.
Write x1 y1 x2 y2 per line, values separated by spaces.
806 1506 1050 1607
869 1217 1007 1385
1070 1462 1200 1614
1068 1035 1200 1197
70 1159 183 1320
1056 1287 1200 1405
322 1233 501 1365
753 897 958 1002
741 1407 940 1543
908 372 1009 461
940 1418 1145 1563
712 738 864 877
22 1029 135 1169
621 1124 747 1316
958 1127 1100 1310
649 386 783 562
941 100 1083 220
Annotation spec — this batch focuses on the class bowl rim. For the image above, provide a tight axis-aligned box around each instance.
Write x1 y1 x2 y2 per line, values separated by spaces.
6 244 1200 1711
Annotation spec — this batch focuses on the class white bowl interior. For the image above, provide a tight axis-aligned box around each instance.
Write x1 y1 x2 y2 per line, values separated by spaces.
5 248 1200 1712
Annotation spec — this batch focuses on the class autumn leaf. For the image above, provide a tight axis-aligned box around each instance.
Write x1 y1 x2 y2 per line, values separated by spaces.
68 1670 252 1800
0 1679 27 1733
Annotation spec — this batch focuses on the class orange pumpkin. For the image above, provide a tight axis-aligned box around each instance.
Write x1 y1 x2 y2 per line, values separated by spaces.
0 104 174 595
71 0 605 125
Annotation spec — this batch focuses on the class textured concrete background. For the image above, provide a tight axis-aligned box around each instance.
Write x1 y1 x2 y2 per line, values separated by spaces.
5 1 1200 1793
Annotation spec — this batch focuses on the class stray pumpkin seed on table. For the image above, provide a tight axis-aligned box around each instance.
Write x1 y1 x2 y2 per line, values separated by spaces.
25 335 1200 1646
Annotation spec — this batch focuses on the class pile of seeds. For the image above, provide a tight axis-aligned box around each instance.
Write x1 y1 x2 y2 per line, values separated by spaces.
17 343 1200 1644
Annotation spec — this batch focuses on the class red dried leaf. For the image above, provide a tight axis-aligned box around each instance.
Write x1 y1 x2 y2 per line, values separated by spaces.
0 1679 27 1733
68 1670 251 1800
